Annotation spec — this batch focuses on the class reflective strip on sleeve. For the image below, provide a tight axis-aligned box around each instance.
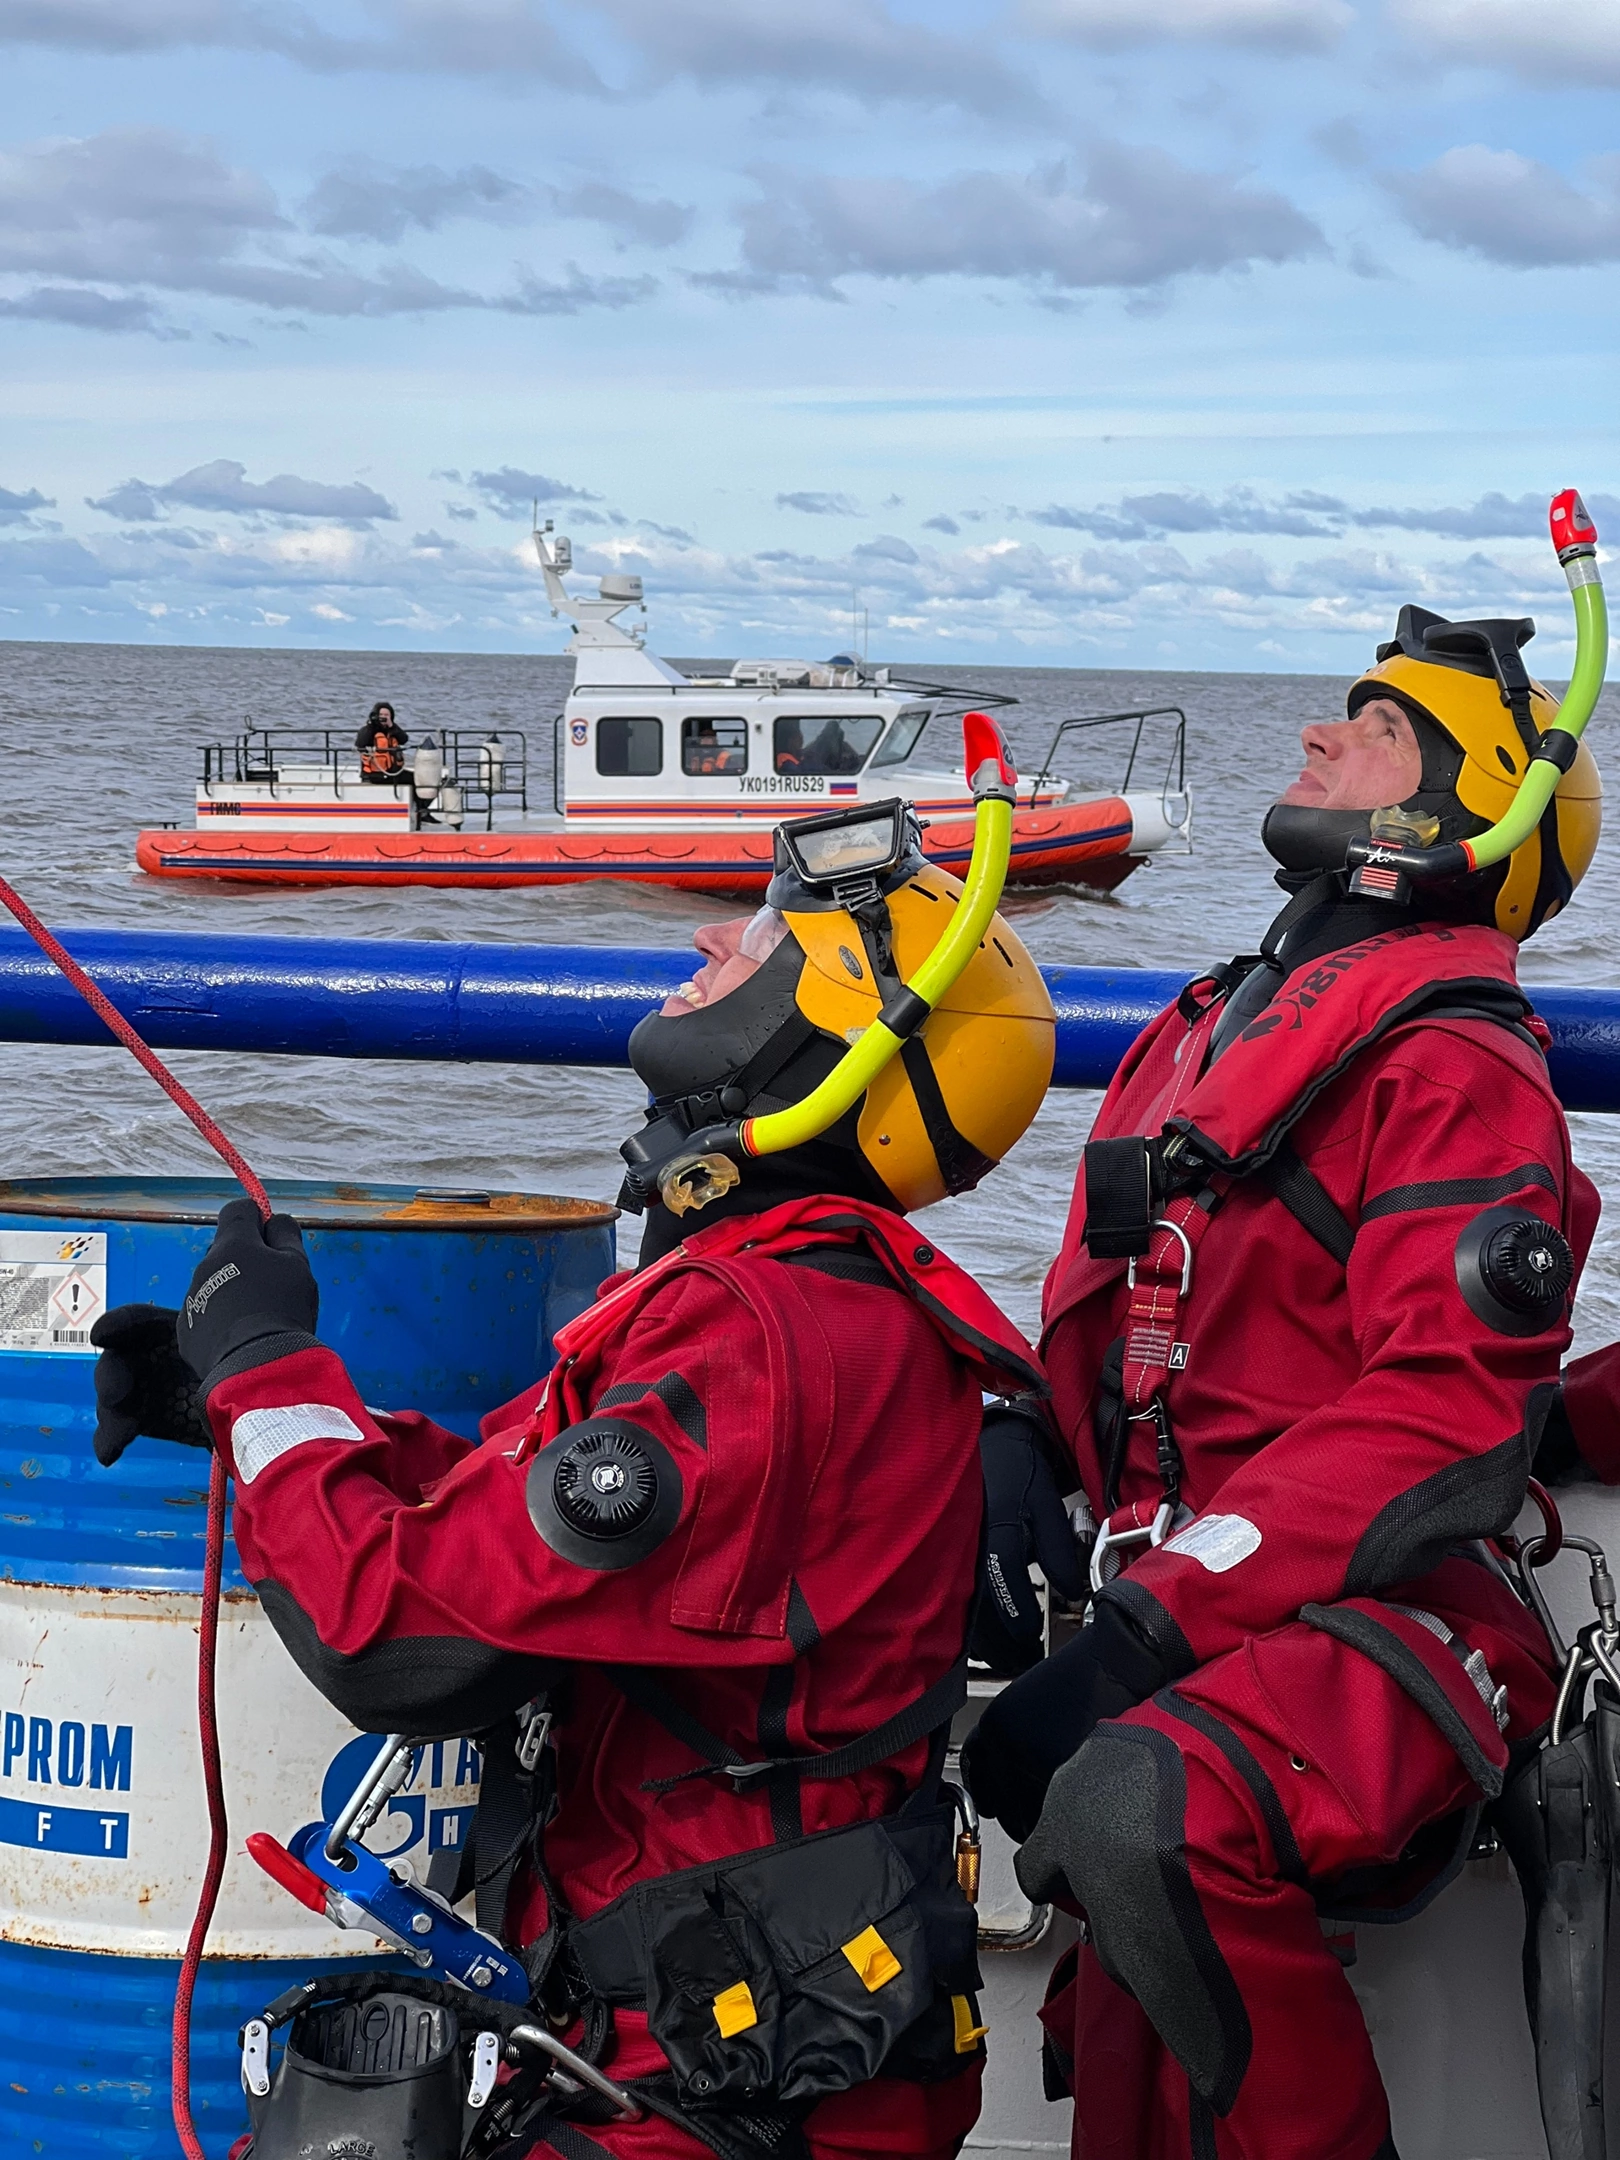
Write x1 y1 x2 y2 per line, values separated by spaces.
231 1402 366 1484
1161 1513 1262 1574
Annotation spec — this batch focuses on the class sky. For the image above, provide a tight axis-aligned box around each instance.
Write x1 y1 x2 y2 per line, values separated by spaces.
0 0 1617 671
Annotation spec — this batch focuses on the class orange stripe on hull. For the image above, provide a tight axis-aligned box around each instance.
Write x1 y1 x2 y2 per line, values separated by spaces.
134 799 1141 894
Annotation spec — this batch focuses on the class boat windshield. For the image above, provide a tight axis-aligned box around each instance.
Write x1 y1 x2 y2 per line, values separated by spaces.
870 707 931 769
773 714 883 775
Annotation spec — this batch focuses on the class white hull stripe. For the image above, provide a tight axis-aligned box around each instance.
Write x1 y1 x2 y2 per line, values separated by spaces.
232 1401 366 1483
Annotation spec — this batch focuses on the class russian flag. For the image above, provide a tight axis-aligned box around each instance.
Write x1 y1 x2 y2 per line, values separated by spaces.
829 781 858 796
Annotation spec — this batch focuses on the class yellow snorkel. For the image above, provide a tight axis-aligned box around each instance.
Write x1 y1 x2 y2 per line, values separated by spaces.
637 711 1020 1216
1347 488 1607 895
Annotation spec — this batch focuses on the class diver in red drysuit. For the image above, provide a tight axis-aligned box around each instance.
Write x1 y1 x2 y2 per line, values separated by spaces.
963 606 1603 2160
91 810 1057 2160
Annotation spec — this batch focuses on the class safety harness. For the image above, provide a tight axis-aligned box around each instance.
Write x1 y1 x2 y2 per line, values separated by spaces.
1065 918 1548 1583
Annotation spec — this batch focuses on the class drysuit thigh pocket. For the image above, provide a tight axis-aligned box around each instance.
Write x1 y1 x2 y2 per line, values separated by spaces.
724 1820 934 2107
641 1887 784 2106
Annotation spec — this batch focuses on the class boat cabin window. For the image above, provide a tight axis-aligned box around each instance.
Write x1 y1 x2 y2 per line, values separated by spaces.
870 707 931 769
681 716 748 776
595 717 662 777
773 715 884 776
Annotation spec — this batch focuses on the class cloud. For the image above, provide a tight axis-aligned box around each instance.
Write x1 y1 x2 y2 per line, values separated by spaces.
715 146 1323 295
0 484 51 524
0 126 664 330
590 0 1044 118
0 0 1029 111
87 458 398 523
1388 146 1620 266
1351 490 1620 538
497 265 659 312
0 0 604 86
550 181 693 249
1389 0 1620 88
1027 487 1344 538
0 510 1580 665
923 514 961 535
0 283 165 330
468 468 603 517
302 162 525 241
1019 0 1350 52
1021 486 1620 542
776 490 859 515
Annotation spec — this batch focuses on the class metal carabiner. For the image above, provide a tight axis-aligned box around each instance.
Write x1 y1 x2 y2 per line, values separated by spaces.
1089 1499 1190 1592
1126 1217 1195 1297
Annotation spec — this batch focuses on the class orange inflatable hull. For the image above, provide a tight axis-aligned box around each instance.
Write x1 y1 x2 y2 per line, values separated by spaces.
135 798 1143 895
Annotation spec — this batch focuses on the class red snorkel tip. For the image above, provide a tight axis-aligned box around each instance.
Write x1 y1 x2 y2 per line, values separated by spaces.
962 710 1017 798
1551 488 1598 563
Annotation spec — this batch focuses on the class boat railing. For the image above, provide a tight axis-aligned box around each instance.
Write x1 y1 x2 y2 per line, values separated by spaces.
201 729 530 828
1025 707 1191 844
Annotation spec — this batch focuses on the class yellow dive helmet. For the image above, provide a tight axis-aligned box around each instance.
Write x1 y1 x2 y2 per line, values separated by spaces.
1348 606 1601 937
1264 494 1607 940
620 718 1056 1219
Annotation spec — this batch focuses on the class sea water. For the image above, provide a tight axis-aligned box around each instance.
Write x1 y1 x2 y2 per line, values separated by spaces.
3 639 1617 1352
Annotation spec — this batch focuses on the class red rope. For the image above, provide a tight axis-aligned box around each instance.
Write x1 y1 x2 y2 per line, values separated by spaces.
0 882 268 1218
171 1450 231 2160
0 880 261 2160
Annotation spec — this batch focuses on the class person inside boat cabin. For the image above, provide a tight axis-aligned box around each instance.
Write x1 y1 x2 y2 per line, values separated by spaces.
964 605 1603 2160
355 699 407 781
683 718 745 776
774 716 805 772
88 802 1058 2160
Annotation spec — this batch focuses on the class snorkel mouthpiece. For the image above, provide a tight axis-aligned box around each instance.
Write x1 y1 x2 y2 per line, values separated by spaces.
1346 487 1607 902
640 712 1020 1214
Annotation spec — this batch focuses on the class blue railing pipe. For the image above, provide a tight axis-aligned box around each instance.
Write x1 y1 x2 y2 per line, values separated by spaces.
0 929 1615 1108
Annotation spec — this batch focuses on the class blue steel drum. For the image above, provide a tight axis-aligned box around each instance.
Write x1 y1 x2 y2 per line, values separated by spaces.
0 1177 616 2157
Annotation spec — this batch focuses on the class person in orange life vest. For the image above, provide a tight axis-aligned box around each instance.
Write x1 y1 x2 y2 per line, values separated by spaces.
355 699 407 780
963 607 1603 2160
775 719 805 773
90 802 1057 2160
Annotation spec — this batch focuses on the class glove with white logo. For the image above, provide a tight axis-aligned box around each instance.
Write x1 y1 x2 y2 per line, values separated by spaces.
89 1304 212 1466
969 1404 1089 1676
175 1198 321 1394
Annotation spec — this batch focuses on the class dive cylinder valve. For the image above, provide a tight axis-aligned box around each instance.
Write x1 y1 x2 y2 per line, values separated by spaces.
1347 487 1607 899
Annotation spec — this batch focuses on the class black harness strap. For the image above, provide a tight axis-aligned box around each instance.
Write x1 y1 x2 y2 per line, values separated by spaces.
1255 1144 1356 1266
522 2115 617 2160
611 1657 970 1794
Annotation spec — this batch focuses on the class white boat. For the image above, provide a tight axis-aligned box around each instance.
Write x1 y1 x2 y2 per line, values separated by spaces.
135 527 1193 893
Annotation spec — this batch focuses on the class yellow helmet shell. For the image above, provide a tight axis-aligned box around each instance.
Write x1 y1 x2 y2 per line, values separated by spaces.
781 863 1055 1210
1352 651 1602 938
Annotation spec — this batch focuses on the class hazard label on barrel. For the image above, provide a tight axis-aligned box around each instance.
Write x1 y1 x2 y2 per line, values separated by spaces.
0 1231 106 1354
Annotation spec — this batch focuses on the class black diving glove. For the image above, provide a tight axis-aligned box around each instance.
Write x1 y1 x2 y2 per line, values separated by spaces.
89 1304 213 1466
176 1198 321 1393
969 1403 1089 1677
960 1599 1168 1846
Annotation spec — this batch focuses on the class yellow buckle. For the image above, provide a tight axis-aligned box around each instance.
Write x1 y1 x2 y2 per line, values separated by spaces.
841 1925 902 1993
951 1994 989 2053
711 1981 758 2038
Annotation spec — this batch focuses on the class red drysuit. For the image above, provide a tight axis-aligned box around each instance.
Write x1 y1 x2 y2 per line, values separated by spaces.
1560 1341 1620 1479
211 1196 1040 2160
1038 920 1598 2160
